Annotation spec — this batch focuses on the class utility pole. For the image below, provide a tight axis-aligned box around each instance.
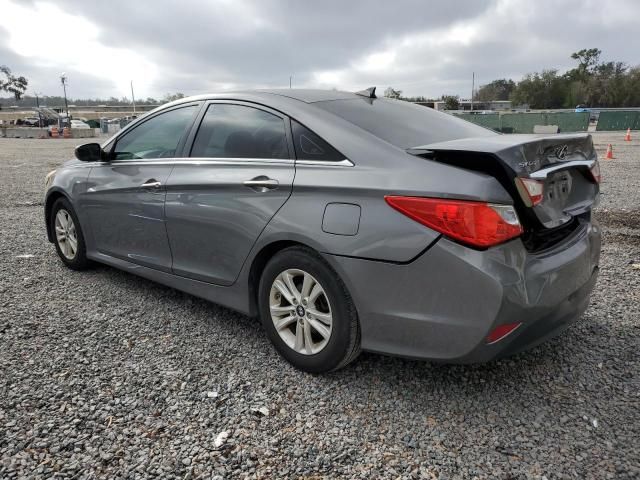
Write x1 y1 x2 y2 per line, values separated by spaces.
35 92 42 128
130 80 136 114
471 72 475 111
289 76 292 89
60 73 70 126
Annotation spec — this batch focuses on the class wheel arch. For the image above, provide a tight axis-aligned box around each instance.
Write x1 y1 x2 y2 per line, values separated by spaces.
247 240 304 317
247 239 318 317
44 190 70 243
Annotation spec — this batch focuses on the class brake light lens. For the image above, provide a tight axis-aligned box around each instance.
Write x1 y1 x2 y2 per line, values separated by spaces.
589 161 601 184
384 196 523 248
486 322 521 344
515 177 544 206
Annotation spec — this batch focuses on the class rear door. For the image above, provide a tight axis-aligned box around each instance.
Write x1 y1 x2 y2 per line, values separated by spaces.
165 101 295 285
83 103 200 271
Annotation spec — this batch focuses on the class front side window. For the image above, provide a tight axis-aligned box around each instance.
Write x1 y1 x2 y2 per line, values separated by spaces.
191 104 288 159
291 120 345 162
113 106 197 160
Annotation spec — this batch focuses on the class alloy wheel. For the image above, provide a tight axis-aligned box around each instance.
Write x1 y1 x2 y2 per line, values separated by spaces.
269 268 333 355
55 209 78 260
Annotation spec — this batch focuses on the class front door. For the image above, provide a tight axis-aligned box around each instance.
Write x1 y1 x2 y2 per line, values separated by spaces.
165 102 295 285
83 104 200 272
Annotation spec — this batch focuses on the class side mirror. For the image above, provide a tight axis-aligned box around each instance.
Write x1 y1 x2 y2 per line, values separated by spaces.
75 143 103 162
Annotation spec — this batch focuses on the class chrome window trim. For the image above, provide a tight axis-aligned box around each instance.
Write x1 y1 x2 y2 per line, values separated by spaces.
529 160 595 179
296 159 355 167
96 157 355 167
102 157 294 167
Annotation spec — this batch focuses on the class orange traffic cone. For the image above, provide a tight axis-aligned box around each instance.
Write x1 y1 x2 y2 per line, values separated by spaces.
63 127 72 138
50 126 59 138
625 128 632 141
605 144 614 159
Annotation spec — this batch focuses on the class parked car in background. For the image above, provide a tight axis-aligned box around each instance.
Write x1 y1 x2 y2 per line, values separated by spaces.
23 117 42 127
70 120 90 130
575 105 598 122
43 89 601 373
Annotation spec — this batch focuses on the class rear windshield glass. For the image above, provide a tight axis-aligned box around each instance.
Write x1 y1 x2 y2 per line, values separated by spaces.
315 98 496 148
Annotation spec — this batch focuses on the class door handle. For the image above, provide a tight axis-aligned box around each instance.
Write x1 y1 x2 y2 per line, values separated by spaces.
141 179 162 189
243 176 279 191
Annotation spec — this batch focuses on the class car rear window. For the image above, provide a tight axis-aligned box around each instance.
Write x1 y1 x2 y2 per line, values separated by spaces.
315 98 496 148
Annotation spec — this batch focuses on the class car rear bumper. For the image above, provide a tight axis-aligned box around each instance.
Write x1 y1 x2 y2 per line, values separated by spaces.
324 219 601 362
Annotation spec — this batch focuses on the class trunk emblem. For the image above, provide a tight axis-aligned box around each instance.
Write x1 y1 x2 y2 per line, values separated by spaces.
555 145 569 160
518 159 538 170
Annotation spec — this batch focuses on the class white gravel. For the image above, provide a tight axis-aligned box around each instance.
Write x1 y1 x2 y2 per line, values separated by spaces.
0 133 639 479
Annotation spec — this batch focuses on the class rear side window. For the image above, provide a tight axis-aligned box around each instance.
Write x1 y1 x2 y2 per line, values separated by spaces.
315 98 496 148
291 120 345 162
113 106 197 160
191 104 288 159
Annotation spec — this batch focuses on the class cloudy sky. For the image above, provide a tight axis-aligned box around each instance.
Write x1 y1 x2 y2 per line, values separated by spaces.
1 0 639 100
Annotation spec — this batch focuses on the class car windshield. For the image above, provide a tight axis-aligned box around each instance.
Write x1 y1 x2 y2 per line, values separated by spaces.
314 97 496 148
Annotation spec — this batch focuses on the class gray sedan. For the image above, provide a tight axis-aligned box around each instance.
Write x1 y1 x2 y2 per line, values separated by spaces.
44 88 601 372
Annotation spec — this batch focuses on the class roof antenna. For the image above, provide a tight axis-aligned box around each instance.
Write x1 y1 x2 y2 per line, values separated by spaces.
355 86 376 99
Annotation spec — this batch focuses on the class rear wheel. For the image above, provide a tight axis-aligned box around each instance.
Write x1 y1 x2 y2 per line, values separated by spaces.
258 247 360 373
50 198 90 270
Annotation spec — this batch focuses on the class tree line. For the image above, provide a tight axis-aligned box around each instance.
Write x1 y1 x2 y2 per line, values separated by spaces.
385 48 640 109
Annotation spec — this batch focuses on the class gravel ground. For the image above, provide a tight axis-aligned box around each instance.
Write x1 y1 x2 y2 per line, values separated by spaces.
0 132 638 479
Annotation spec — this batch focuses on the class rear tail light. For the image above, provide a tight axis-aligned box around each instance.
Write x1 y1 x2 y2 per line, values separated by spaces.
486 322 521 344
589 161 601 184
384 196 523 248
515 177 544 206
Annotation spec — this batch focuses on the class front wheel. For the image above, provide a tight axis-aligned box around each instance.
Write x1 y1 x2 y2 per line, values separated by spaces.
258 247 360 373
50 197 90 270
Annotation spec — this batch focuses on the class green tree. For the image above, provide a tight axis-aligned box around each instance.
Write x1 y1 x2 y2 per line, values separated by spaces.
569 48 602 80
162 92 186 103
383 87 402 99
475 79 516 102
441 95 460 110
620 67 640 107
0 65 28 100
510 70 567 108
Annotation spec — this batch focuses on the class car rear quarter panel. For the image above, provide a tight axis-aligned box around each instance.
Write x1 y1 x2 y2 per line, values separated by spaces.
323 220 600 360
264 152 513 263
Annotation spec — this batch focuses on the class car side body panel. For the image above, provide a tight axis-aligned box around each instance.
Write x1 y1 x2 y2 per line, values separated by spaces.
165 160 295 285
80 161 175 272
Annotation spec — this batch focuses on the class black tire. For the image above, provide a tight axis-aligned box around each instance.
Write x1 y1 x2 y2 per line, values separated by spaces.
50 197 90 271
258 246 360 373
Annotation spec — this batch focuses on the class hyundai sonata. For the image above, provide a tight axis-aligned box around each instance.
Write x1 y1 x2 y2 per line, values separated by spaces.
44 88 601 372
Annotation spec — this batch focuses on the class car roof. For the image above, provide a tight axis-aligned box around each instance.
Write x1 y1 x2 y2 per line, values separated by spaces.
165 89 363 107
250 89 360 103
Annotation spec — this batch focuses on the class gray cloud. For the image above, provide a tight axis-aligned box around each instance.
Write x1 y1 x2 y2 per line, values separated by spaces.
3 0 640 99
0 26 114 98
